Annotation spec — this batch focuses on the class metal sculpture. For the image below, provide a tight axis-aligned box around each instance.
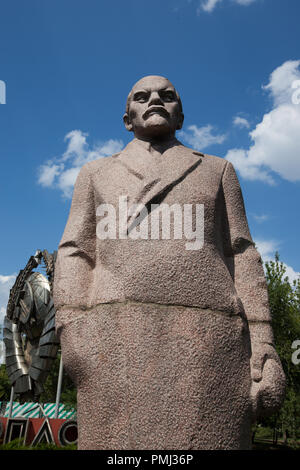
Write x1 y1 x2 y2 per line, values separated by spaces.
3 250 59 403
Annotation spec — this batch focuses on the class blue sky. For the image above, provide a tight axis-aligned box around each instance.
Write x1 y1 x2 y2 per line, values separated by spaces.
1 0 300 357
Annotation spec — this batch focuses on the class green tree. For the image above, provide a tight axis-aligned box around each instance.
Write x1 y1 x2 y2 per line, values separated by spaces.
0 363 11 402
259 253 300 443
0 353 76 412
40 352 77 411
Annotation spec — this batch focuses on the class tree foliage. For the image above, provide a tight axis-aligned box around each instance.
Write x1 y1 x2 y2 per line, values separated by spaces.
39 352 77 410
0 352 76 411
0 363 11 402
40 353 76 407
260 253 300 441
1 252 299 442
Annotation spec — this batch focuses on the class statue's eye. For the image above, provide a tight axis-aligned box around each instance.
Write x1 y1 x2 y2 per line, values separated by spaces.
161 91 175 102
134 92 148 102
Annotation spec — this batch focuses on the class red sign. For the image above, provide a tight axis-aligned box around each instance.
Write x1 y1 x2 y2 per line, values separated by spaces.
0 416 78 447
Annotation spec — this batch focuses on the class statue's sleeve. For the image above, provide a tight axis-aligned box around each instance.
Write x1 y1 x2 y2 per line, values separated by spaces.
53 163 96 311
222 161 273 337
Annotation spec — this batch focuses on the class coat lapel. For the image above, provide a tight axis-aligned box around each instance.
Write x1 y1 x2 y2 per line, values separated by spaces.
113 139 204 232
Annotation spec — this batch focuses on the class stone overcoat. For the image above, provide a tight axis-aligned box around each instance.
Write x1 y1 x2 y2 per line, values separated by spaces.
53 138 273 449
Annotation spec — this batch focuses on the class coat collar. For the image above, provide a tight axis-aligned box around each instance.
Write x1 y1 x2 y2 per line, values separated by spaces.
113 138 204 231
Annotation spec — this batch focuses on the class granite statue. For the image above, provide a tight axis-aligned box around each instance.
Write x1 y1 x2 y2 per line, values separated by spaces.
53 75 285 450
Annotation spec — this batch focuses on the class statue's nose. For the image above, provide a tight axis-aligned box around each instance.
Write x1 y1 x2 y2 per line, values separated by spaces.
148 91 163 106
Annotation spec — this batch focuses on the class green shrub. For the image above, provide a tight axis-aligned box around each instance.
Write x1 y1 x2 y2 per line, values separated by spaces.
255 426 273 440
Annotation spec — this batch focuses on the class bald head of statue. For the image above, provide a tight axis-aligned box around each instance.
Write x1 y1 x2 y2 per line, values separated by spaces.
123 75 184 143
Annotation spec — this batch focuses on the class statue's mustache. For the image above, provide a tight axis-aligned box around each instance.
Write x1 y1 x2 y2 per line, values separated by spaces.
142 106 169 120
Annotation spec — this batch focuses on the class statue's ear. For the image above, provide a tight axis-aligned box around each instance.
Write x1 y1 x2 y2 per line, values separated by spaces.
123 113 133 132
176 113 184 130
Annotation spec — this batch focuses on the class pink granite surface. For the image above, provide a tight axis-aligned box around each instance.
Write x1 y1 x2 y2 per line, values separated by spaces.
53 76 285 449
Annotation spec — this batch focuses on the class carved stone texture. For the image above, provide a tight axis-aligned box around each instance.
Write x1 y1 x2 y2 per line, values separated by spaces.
54 76 285 449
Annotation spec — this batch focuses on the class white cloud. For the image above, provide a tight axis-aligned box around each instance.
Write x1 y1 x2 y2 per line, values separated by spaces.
38 163 62 188
198 0 257 13
38 130 124 198
0 341 4 364
233 116 250 129
0 275 16 323
0 274 16 364
234 0 256 5
62 130 88 164
254 238 300 284
283 264 300 284
199 0 222 13
226 60 300 184
252 213 269 223
255 239 280 260
263 60 300 106
225 148 275 184
178 124 226 150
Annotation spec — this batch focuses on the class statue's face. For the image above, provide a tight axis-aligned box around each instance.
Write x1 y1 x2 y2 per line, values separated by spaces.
124 76 184 140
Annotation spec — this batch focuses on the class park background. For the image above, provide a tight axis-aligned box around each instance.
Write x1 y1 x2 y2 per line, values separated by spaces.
0 0 300 449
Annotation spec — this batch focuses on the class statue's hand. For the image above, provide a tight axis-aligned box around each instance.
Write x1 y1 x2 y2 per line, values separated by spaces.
250 343 286 420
